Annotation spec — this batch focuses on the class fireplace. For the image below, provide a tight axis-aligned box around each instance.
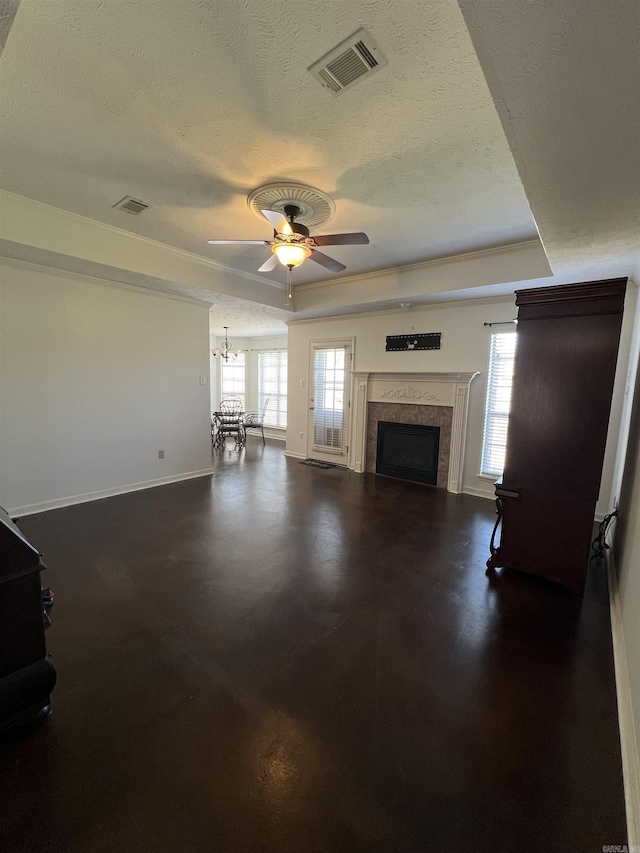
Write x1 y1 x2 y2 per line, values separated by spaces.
350 372 479 493
376 422 440 486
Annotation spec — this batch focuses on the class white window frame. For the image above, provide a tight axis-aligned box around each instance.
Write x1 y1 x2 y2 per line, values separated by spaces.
480 332 517 478
312 346 347 449
258 350 287 429
220 353 246 410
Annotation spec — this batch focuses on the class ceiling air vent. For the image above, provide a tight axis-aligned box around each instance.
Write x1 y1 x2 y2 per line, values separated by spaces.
113 196 150 215
308 28 387 96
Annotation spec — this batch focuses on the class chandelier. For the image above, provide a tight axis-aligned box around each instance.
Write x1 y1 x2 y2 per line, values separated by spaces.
211 327 241 360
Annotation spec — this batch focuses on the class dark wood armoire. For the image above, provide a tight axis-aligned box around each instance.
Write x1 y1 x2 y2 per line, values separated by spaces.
487 278 627 590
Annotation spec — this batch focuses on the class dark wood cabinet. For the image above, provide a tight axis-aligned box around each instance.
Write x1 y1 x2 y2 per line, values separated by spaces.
487 278 627 590
0 506 56 730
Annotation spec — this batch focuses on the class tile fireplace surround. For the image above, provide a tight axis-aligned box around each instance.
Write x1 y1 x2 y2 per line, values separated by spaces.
350 372 479 493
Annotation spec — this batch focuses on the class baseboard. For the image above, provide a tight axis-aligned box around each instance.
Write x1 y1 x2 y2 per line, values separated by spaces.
8 468 214 517
284 451 306 460
607 551 640 847
257 430 286 443
461 485 495 500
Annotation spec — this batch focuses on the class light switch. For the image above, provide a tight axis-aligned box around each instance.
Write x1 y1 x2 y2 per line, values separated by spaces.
200 375 207 385
300 378 306 387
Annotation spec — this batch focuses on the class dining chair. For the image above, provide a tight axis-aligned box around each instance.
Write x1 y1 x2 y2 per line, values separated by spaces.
214 397 245 449
243 397 270 445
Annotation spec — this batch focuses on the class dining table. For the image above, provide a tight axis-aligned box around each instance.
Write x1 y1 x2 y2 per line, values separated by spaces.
212 410 246 449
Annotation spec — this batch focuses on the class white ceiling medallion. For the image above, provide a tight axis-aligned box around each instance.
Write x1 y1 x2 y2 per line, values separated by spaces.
247 182 335 228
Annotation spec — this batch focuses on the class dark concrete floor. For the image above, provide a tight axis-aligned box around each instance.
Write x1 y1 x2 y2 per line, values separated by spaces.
0 440 627 852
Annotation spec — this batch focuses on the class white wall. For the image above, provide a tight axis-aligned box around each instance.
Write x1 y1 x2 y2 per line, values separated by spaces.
0 260 212 514
601 285 640 519
286 294 634 506
614 442 640 839
612 288 640 839
286 298 516 497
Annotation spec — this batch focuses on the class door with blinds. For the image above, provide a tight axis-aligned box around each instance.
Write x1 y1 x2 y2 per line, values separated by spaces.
307 342 352 465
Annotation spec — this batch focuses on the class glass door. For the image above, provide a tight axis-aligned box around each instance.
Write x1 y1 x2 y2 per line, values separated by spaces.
307 342 352 465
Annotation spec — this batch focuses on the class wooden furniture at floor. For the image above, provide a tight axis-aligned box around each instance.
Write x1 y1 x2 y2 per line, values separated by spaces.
487 278 627 590
0 506 56 730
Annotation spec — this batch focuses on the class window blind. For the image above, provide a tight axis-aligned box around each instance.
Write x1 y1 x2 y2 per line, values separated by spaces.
258 351 288 428
220 354 246 409
313 347 345 448
481 333 517 476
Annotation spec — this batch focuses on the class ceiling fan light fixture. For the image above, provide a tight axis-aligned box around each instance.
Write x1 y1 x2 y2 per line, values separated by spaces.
208 185 369 303
272 242 311 268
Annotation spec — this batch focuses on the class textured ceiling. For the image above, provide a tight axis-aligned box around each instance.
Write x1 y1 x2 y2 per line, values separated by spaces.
0 0 20 56
459 0 640 280
207 295 288 337
0 0 539 289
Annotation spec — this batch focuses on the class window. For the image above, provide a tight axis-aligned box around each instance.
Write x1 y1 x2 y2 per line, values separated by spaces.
313 347 346 448
258 351 288 428
481 333 517 476
220 354 245 409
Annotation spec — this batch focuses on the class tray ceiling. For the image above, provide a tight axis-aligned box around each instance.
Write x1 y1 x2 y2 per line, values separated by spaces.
0 0 540 289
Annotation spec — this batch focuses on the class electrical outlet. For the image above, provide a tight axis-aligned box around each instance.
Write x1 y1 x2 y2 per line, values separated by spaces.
299 432 304 439
158 450 165 459
300 378 306 387
199 375 207 386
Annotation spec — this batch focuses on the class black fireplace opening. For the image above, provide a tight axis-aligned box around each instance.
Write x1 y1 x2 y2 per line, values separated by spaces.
376 421 440 486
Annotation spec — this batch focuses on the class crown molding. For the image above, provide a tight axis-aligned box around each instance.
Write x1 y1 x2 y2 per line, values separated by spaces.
0 255 212 308
0 190 285 291
286 292 518 326
1 192 547 297
293 239 544 293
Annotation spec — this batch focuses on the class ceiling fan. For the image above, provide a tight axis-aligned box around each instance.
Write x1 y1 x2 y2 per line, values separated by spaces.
207 204 369 304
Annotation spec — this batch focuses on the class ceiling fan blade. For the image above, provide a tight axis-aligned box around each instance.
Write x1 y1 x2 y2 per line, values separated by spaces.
261 209 285 228
313 232 369 247
207 239 270 245
258 254 279 272
309 249 346 273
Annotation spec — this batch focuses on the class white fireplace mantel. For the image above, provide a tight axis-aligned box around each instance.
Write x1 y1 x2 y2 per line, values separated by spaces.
350 371 479 493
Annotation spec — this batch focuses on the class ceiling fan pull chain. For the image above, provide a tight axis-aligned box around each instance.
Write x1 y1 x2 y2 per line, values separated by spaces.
285 266 293 306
